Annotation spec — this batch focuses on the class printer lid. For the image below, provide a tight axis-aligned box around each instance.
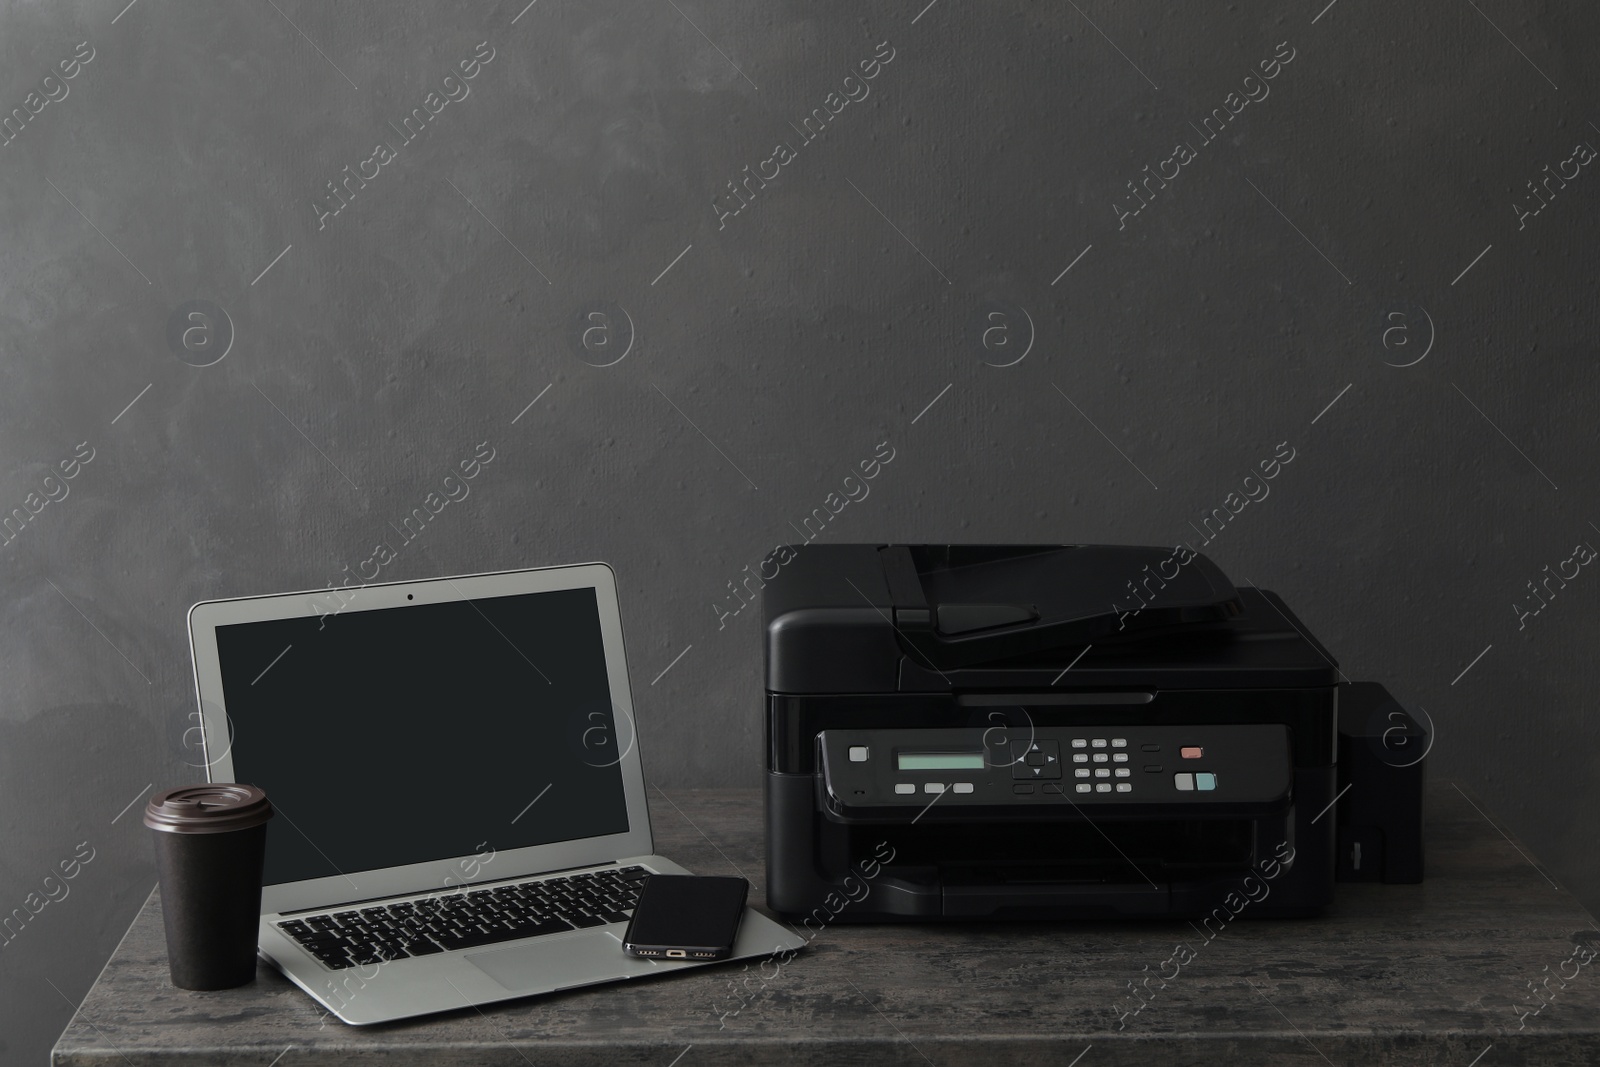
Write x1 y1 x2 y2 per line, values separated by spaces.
763 544 1339 691
878 544 1241 669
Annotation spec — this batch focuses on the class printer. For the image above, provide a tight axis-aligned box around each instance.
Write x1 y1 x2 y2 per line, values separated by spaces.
763 544 1424 922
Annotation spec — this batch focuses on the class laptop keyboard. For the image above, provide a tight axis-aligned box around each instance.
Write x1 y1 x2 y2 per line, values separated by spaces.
275 865 652 970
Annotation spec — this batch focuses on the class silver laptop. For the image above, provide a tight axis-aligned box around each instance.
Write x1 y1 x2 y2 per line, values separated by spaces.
187 563 803 1025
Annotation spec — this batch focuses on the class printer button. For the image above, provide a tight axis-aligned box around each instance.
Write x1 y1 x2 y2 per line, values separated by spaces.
848 746 869 762
1026 752 1046 766
1195 773 1217 791
894 783 915 795
1094 769 1110 779
1075 784 1092 794
1071 738 1088 749
1141 743 1160 752
1095 783 1112 793
1072 753 1089 764
1114 768 1130 778
1116 783 1132 793
1111 738 1127 748
1042 783 1063 795
1174 773 1195 791
1144 765 1163 773
1014 784 1036 795
1091 738 1108 749
1074 769 1090 778
952 783 974 794
1112 753 1129 763
1092 753 1108 764
924 782 945 794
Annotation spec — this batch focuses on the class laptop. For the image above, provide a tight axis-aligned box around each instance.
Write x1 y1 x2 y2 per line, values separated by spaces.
186 563 804 1025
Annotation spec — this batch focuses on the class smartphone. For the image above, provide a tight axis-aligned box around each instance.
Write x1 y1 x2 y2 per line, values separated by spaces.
622 875 748 960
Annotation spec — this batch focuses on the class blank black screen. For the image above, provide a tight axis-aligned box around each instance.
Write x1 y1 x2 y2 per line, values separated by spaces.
626 876 748 951
215 586 630 886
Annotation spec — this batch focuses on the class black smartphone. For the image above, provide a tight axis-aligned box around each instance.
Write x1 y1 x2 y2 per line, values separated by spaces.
622 875 748 960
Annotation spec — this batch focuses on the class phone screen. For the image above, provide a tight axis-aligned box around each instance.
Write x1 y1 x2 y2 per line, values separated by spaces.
624 875 748 958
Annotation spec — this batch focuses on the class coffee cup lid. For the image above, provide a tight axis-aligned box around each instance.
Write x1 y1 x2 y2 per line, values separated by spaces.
143 784 273 834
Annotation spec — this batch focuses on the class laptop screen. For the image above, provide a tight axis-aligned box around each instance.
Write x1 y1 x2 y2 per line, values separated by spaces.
213 586 631 887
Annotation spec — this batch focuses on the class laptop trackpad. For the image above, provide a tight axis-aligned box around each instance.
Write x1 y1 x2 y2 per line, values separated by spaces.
465 929 659 992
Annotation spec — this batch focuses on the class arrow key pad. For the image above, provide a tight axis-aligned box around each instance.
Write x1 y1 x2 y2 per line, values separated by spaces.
1011 739 1061 779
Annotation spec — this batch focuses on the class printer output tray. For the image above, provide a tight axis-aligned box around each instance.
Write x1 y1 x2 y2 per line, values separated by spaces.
767 764 1333 921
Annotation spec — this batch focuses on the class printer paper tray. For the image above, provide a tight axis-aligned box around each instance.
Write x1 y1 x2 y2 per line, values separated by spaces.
941 876 1171 916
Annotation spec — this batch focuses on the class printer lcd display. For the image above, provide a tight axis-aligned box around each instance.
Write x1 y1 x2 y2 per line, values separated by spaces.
897 752 986 771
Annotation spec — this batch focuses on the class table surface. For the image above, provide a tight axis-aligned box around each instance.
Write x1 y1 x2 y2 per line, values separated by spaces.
53 782 1600 1067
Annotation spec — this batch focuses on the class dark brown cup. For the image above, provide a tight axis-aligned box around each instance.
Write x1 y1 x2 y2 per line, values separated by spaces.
144 784 273 990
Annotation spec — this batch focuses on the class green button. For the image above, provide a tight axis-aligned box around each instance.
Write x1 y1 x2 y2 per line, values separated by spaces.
1196 773 1217 791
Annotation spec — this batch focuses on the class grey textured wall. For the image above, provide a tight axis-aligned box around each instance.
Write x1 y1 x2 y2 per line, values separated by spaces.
3 0 1597 1061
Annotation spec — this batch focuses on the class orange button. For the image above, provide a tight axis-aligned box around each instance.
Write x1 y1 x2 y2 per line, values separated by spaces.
1180 746 1203 759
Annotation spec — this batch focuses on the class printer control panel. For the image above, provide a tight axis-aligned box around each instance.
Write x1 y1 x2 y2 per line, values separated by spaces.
818 725 1292 815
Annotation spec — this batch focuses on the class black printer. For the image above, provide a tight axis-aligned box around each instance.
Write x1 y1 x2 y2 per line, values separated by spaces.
763 544 1424 922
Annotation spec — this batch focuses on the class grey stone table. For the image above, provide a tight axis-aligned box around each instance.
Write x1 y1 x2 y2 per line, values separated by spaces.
53 783 1600 1066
